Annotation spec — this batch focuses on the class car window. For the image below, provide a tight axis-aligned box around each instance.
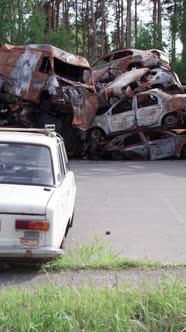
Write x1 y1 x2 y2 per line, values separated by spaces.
124 133 142 147
144 131 171 141
112 98 133 115
57 144 66 179
54 57 85 82
0 143 54 186
137 94 158 108
113 50 133 60
39 57 52 73
61 142 70 171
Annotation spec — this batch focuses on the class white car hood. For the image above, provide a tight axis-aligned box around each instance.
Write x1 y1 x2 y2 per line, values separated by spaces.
0 184 54 215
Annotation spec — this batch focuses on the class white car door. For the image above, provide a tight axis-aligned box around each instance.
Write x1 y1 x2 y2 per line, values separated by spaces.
110 97 135 133
136 93 162 127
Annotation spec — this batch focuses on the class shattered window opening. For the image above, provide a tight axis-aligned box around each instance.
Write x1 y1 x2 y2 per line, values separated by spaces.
144 131 170 141
137 94 158 108
124 133 142 147
112 98 133 115
54 57 85 82
113 50 133 60
39 57 52 73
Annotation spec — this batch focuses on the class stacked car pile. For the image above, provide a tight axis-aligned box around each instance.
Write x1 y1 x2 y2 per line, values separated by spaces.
0 44 186 160
84 49 186 160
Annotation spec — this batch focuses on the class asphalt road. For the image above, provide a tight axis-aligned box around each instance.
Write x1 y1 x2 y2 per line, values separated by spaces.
66 159 186 263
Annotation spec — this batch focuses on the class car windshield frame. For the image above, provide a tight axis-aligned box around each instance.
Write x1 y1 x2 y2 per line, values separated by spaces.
0 142 55 187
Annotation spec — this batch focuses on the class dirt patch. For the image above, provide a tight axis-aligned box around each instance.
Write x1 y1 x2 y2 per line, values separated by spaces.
0 267 185 290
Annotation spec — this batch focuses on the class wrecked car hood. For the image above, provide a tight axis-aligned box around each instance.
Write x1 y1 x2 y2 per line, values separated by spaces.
103 68 149 89
99 68 150 102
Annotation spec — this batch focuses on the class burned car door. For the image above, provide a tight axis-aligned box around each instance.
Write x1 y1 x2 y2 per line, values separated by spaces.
144 131 176 160
109 97 135 133
30 55 53 102
136 92 162 127
7 49 41 100
123 132 149 160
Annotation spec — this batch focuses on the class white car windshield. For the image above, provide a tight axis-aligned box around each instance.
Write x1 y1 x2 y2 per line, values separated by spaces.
0 143 54 186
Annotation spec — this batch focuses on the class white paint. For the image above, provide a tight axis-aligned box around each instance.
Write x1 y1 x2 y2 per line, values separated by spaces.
9 50 41 97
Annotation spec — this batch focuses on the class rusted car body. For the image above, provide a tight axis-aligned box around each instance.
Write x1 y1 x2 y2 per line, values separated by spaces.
99 68 151 105
91 49 170 85
89 89 186 137
103 129 186 160
0 44 99 129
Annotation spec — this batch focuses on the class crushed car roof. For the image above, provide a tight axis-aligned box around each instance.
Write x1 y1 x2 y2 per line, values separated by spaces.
92 48 169 64
1 43 91 69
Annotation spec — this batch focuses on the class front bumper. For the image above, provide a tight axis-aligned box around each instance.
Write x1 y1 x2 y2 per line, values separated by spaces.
0 246 63 259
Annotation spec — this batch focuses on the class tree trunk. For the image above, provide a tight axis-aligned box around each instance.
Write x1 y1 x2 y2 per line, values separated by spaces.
157 0 162 47
116 0 121 49
75 0 78 53
81 0 86 56
121 0 124 48
181 0 186 63
126 0 132 47
90 0 98 57
134 0 137 47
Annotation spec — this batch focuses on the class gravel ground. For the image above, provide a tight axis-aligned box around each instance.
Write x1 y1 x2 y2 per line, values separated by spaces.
0 267 186 290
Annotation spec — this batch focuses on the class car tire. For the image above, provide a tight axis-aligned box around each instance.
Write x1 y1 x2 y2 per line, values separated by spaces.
109 96 120 105
89 128 105 141
162 113 180 128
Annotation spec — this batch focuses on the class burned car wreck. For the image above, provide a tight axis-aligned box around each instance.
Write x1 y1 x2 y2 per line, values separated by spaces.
0 43 98 131
99 67 151 105
84 129 186 161
89 89 186 139
90 48 170 86
0 43 185 161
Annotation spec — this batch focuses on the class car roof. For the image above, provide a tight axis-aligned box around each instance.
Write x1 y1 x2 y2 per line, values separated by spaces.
0 129 62 148
1 43 91 69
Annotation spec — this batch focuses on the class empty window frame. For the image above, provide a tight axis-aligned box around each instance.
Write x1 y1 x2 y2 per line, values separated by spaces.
144 131 171 141
54 57 85 82
39 57 52 73
112 98 133 115
137 94 158 108
124 133 142 147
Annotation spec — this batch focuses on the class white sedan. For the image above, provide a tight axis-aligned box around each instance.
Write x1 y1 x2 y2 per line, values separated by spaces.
0 126 76 260
89 89 186 139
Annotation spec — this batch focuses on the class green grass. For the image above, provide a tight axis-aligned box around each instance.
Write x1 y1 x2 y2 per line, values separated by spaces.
45 240 183 272
0 278 186 331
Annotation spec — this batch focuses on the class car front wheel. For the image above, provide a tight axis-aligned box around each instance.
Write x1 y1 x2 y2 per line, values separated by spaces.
163 113 180 128
109 96 120 105
89 128 105 141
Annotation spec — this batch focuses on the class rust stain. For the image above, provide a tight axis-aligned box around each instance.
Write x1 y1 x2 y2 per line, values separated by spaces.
19 237 39 247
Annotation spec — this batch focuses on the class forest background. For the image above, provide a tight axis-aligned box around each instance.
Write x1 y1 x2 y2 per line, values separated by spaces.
0 0 186 81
